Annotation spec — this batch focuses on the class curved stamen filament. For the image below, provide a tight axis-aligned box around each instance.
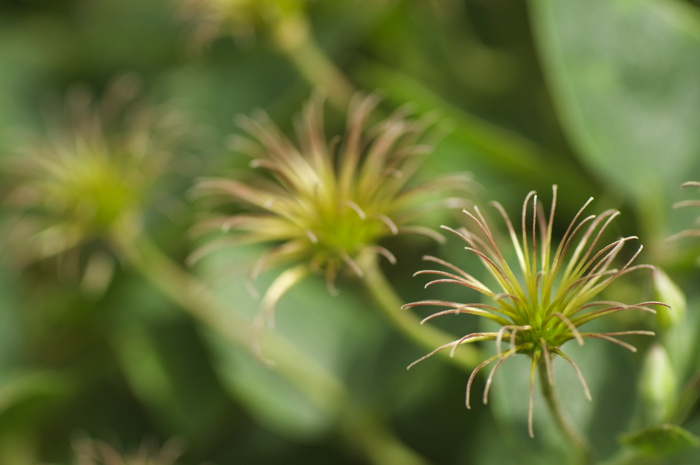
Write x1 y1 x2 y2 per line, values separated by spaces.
495 325 531 354
407 332 498 370
581 331 655 352
528 351 540 438
551 347 592 401
550 312 584 346
483 347 519 404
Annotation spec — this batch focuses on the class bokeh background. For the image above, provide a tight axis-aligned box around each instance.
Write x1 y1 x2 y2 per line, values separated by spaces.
1 0 700 463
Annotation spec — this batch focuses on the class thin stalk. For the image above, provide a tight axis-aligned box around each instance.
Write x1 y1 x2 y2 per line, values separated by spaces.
113 233 428 465
340 412 431 465
270 13 355 110
538 359 594 465
671 373 700 425
357 250 481 371
114 233 344 414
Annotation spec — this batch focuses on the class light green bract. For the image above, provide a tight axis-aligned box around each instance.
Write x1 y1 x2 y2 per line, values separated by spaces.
405 186 667 436
191 94 470 361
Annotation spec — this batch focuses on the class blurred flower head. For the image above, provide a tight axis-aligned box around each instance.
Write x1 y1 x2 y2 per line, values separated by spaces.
178 0 306 48
71 436 184 465
2 74 187 295
405 186 666 436
191 93 470 359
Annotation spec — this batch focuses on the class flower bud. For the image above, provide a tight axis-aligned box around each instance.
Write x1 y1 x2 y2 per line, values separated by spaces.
404 186 666 437
652 268 686 329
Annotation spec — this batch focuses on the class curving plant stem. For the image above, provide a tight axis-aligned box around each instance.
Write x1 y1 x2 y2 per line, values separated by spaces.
270 13 355 110
113 233 429 465
538 359 594 465
357 250 482 371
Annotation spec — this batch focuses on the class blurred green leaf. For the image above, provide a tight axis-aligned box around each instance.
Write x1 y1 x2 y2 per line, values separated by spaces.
0 370 74 464
0 371 72 419
531 0 700 205
197 246 385 439
355 61 591 198
0 262 22 370
621 424 700 456
205 331 333 439
114 321 231 442
0 429 39 465
0 21 52 152
109 277 232 443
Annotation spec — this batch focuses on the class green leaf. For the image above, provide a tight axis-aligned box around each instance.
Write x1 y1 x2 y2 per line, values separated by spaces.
0 20 57 151
113 321 231 441
0 371 73 420
621 424 700 456
531 0 700 203
108 277 232 442
196 245 385 439
0 262 23 370
205 330 334 439
355 61 591 198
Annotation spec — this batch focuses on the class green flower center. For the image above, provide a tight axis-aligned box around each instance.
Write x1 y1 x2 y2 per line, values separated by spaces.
306 202 387 261
43 154 142 234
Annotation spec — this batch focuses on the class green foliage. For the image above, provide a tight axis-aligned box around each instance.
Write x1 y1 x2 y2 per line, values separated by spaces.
1 0 700 464
531 0 700 207
621 424 700 457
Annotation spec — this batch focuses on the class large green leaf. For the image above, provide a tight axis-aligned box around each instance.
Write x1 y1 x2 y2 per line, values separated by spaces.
195 245 386 439
113 319 232 441
105 273 233 443
532 0 700 205
621 424 700 456
0 371 72 465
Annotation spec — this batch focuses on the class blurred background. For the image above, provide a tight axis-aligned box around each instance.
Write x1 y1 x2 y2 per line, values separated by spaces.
1 0 700 463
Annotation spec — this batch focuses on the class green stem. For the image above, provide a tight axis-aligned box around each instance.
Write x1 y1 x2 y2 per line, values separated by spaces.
114 234 428 465
114 233 344 414
270 13 355 110
357 250 481 371
538 361 594 465
341 412 431 465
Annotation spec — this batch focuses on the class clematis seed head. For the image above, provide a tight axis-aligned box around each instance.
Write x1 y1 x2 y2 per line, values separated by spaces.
191 92 472 362
2 74 188 295
404 186 667 437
